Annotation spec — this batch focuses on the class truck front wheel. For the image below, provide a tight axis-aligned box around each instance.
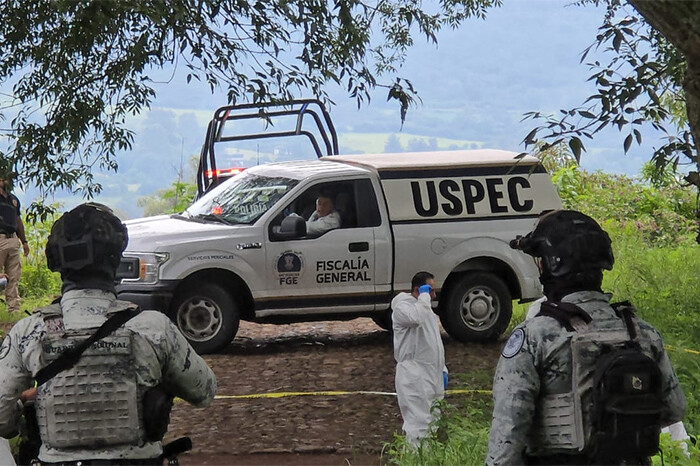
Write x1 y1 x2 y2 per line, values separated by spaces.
171 282 240 354
441 272 512 343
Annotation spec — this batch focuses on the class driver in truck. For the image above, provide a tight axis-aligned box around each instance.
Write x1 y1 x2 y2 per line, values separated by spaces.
289 190 341 236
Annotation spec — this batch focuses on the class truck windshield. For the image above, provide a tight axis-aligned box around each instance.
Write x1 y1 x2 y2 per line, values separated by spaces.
185 171 299 225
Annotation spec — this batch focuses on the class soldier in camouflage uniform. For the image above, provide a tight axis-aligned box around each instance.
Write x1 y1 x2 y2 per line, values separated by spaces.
0 203 217 465
486 210 686 465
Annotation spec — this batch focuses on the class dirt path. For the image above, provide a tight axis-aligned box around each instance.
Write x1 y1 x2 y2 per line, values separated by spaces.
167 318 501 465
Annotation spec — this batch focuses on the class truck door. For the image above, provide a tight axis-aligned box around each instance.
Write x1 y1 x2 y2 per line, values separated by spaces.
261 178 383 315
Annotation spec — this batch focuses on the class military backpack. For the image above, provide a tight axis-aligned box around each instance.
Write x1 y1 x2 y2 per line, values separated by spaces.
538 300 665 462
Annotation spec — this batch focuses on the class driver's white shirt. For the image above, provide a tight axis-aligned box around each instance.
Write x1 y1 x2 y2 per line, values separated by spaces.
306 210 341 235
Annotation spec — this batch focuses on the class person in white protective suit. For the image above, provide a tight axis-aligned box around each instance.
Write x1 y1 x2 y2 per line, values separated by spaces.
0 437 16 466
392 271 447 447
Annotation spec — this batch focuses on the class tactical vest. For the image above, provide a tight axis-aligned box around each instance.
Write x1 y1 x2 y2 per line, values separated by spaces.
527 301 660 459
0 195 17 232
34 301 146 450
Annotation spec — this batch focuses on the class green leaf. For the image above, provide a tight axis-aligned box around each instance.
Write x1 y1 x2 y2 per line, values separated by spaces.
634 129 642 144
624 134 633 153
613 30 623 52
569 137 583 162
523 128 538 145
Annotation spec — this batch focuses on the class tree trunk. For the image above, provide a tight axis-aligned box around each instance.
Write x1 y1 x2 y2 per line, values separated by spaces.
627 0 700 181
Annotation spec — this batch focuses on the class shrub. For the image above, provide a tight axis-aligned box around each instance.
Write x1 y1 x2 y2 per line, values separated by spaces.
551 167 696 247
17 261 61 299
18 215 61 300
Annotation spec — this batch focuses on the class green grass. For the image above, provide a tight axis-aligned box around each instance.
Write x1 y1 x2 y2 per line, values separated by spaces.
506 302 528 334
453 369 494 391
603 224 700 344
382 398 492 466
0 295 54 320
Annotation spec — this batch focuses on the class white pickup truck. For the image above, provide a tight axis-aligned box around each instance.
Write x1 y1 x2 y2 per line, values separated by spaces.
116 102 562 353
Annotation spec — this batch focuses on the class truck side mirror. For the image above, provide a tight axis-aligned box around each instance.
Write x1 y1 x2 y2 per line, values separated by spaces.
271 215 306 240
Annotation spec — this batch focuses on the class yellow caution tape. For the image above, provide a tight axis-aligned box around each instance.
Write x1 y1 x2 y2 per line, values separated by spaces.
665 345 700 356
201 388 492 401
447 389 492 395
175 388 493 403
215 390 395 400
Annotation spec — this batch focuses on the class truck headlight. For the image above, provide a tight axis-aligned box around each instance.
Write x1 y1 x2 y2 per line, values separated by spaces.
119 252 169 284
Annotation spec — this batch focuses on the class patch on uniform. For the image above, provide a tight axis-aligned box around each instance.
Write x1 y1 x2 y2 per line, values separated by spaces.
0 335 11 360
502 328 524 358
44 316 65 333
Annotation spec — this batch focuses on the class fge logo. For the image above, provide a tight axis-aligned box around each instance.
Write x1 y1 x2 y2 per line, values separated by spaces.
275 251 304 285
410 176 534 217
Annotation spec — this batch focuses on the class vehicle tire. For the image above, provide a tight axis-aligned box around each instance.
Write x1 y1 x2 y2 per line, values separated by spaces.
170 282 239 354
371 310 393 332
440 272 512 343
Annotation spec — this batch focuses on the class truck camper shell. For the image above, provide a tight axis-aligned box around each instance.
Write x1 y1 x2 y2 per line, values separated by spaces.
323 149 538 170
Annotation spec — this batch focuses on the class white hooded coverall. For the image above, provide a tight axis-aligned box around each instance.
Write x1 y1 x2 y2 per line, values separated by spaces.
392 291 446 446
0 438 15 466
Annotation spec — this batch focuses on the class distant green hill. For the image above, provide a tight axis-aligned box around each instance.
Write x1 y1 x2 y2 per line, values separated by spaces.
338 132 482 154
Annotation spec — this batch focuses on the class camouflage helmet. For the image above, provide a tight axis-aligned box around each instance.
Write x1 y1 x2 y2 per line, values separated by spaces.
510 209 614 277
45 203 128 275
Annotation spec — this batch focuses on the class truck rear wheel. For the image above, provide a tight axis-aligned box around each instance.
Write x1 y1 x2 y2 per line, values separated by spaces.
441 272 512 343
171 282 239 354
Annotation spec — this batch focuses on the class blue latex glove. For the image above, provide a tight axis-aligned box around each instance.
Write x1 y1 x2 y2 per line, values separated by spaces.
418 284 432 294
443 371 448 390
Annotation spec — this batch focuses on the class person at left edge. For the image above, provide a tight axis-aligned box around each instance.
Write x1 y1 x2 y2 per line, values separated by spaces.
392 271 447 447
0 203 217 464
0 168 29 313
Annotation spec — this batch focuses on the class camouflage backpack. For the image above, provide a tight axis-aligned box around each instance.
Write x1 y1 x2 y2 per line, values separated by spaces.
538 300 664 462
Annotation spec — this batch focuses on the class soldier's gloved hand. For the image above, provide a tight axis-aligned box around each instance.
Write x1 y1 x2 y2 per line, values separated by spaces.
418 284 432 294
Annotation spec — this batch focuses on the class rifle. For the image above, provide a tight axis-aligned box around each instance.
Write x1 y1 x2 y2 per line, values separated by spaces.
16 400 40 466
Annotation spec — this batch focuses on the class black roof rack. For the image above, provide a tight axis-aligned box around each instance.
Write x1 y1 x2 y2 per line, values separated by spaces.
196 99 339 197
